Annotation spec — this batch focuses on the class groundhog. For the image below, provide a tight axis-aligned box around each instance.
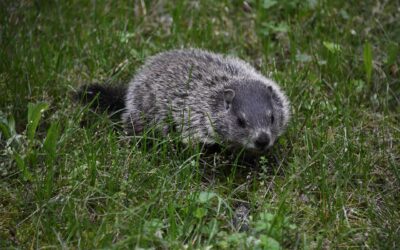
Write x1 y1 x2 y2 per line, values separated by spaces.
77 49 290 153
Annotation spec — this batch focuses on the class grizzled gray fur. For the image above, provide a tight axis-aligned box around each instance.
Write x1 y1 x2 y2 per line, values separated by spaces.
77 49 290 152
120 49 290 152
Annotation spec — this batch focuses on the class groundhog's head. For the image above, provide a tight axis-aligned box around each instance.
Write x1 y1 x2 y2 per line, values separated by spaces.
214 80 289 152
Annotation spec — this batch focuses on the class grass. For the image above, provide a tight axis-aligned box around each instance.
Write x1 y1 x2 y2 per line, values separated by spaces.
1 0 399 248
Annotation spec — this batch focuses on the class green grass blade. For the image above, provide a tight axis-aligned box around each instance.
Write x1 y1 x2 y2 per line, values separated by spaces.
0 118 11 139
27 102 49 142
13 152 32 181
43 122 60 199
43 122 60 160
363 42 373 84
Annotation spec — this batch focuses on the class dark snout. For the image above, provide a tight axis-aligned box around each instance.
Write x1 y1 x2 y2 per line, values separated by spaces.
254 132 270 150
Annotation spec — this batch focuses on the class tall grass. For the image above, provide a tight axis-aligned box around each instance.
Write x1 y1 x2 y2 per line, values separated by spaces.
1 0 399 248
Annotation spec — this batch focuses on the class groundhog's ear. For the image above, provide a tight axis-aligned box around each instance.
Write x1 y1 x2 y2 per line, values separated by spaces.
266 86 274 98
223 89 235 110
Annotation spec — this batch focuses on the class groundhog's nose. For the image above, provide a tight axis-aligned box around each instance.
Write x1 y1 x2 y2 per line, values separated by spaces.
254 133 270 149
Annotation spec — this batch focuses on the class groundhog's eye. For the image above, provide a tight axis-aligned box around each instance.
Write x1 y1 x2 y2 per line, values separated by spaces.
271 114 275 124
237 117 246 128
